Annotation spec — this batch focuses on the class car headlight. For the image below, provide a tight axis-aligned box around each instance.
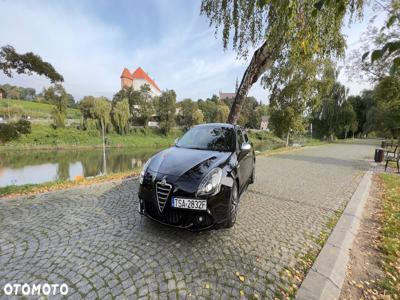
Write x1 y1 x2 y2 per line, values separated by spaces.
139 158 152 184
197 167 222 196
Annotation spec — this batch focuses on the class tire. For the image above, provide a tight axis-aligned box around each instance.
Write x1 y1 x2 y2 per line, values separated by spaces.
249 160 255 184
225 181 239 228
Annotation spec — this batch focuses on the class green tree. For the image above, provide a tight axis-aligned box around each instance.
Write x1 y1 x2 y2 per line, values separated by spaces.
316 82 347 140
348 91 376 136
198 100 218 123
178 99 198 128
113 85 153 126
362 1 400 77
79 96 97 131
156 90 176 135
0 45 63 82
200 0 363 124
350 119 359 139
269 79 306 145
112 98 130 134
339 101 357 139
44 84 68 128
79 96 96 120
214 103 230 123
374 75 400 137
94 97 112 133
193 109 204 125
139 84 154 127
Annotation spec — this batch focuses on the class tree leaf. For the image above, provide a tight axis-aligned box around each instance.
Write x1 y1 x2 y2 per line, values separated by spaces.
393 57 400 67
386 15 398 28
386 41 400 55
371 49 383 63
362 51 370 61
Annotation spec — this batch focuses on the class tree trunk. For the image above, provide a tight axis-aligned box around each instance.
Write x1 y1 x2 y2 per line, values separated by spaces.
344 130 347 139
101 119 107 174
227 40 274 124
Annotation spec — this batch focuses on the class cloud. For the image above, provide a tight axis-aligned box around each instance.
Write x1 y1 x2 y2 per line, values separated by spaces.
0 0 377 103
0 0 259 101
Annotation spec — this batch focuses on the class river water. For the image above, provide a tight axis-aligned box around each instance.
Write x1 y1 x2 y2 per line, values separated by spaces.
0 148 158 187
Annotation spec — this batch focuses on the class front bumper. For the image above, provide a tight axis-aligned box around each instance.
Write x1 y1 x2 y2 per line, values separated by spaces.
138 181 231 230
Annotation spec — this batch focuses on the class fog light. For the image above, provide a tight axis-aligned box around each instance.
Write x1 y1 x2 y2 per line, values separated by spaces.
198 216 203 222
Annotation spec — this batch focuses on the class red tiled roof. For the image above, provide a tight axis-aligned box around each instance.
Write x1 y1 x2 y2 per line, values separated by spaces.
131 67 161 92
120 68 133 79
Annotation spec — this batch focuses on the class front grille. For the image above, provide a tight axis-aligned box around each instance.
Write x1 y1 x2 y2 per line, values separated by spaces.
156 182 172 212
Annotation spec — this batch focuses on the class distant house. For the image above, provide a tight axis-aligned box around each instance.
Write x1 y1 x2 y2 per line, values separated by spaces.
0 88 6 99
260 116 269 131
219 92 236 100
120 67 161 97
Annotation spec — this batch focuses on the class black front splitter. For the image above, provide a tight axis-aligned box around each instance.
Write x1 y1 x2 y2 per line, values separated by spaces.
138 209 218 232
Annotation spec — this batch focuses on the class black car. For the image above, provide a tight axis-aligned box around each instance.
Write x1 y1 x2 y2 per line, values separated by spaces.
138 123 255 230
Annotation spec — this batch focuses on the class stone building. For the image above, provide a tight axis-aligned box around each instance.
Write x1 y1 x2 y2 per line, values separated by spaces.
120 67 161 97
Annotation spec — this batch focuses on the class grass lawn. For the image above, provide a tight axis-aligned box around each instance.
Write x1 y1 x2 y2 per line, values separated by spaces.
377 173 400 297
0 98 81 119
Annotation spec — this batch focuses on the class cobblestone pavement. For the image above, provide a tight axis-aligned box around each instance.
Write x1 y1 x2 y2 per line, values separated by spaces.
0 143 375 299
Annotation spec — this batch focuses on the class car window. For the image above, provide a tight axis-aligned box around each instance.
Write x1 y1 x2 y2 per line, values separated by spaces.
176 126 235 152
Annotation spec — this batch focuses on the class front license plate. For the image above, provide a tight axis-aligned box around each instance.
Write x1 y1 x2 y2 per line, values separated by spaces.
172 197 207 211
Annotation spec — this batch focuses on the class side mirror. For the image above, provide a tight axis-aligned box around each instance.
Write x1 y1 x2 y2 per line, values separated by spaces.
174 138 179 145
241 142 251 152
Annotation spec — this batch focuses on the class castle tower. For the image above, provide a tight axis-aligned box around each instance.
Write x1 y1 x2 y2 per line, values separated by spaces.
120 68 133 89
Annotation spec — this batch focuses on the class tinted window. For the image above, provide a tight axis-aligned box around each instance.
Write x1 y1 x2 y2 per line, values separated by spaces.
176 126 235 152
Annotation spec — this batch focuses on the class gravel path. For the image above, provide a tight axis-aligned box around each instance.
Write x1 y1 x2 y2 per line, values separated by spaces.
0 143 375 299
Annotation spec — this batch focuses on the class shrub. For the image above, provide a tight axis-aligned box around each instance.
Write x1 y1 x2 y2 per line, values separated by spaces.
15 119 32 134
0 119 32 144
0 123 19 143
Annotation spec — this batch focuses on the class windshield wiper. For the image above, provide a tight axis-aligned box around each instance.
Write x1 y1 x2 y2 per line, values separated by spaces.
187 147 207 151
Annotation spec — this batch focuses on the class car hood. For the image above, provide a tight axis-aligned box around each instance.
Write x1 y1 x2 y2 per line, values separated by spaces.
148 146 231 179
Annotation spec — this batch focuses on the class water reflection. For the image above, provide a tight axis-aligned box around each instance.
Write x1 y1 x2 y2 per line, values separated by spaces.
0 148 159 187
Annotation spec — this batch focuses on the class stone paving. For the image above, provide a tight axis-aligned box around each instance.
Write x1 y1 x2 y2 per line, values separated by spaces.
0 143 375 299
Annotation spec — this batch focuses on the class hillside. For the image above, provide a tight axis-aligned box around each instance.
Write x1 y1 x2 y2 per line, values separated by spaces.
0 99 81 119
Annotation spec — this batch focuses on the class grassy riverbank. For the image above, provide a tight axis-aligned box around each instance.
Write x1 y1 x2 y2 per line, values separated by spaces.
0 170 140 198
0 124 179 151
0 98 81 119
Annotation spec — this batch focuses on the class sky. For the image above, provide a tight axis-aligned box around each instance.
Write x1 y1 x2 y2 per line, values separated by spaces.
0 0 384 103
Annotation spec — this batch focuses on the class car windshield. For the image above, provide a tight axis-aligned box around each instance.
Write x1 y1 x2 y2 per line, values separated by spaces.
176 126 235 152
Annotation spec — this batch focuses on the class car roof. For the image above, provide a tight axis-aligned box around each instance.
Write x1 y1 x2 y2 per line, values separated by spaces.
193 123 236 129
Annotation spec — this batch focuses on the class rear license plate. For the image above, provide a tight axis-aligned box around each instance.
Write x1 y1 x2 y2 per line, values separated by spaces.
172 197 207 210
